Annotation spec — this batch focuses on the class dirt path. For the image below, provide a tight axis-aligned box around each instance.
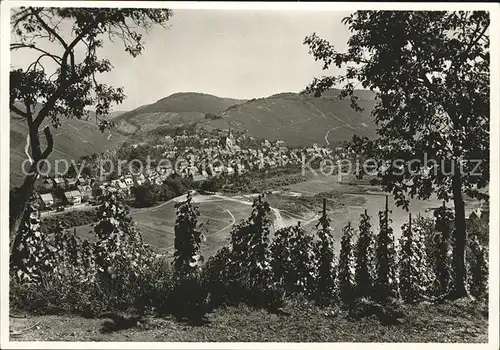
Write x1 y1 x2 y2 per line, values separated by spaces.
324 125 343 145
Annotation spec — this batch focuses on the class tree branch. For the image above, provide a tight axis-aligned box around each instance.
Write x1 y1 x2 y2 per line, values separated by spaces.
11 8 32 30
10 104 30 120
464 20 489 56
27 54 51 73
40 126 54 160
32 8 69 49
10 43 63 65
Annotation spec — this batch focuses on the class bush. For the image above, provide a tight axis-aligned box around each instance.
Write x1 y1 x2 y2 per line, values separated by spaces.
132 183 159 207
138 255 175 315
169 193 209 319
93 195 156 314
169 271 208 321
41 210 98 233
10 264 101 315
431 205 455 295
338 222 356 307
398 215 433 303
208 196 284 309
373 199 399 302
271 224 316 298
467 233 488 298
10 253 176 317
355 210 376 300
205 112 222 120
312 205 337 305
202 246 238 308
12 188 490 320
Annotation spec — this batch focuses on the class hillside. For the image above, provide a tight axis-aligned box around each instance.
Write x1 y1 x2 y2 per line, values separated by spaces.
10 89 378 186
202 89 378 146
114 92 247 134
107 110 127 119
10 107 128 187
115 90 378 146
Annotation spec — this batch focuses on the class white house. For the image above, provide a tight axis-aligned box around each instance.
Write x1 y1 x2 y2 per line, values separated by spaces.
53 177 65 189
192 174 208 184
77 185 93 201
77 176 90 185
110 179 121 187
42 178 53 190
116 181 128 194
64 190 82 205
39 193 54 209
65 177 77 188
124 177 134 187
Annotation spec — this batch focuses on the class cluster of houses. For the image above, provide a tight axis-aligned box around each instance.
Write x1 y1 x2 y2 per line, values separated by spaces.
37 128 343 211
139 128 336 179
38 176 94 210
37 169 209 211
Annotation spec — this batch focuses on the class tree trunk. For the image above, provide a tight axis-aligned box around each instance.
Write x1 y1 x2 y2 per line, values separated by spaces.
9 125 53 254
451 169 469 298
9 170 38 246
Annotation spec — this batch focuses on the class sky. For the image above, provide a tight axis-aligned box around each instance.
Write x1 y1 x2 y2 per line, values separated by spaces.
10 9 353 112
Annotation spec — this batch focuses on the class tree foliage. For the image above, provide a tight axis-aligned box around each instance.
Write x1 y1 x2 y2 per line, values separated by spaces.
305 10 489 298
9 6 172 241
11 7 172 126
132 183 159 207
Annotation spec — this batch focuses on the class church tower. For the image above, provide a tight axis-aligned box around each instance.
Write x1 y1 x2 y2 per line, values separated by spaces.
226 125 233 149
219 124 234 150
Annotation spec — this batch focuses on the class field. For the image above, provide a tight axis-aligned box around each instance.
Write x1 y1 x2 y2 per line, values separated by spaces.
75 194 263 258
73 173 483 257
133 196 256 257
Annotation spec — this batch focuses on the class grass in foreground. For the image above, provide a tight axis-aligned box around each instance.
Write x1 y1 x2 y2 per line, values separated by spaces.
10 298 488 342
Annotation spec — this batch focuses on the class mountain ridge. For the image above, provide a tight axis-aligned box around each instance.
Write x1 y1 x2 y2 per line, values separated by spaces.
10 89 379 186
114 90 378 146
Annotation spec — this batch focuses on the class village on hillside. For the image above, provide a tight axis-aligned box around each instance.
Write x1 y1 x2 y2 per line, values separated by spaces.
35 127 346 213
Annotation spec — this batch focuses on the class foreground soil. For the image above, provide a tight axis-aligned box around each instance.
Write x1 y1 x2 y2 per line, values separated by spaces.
9 299 488 343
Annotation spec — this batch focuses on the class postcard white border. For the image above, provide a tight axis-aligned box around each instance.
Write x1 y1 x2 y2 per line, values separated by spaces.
1 1 499 349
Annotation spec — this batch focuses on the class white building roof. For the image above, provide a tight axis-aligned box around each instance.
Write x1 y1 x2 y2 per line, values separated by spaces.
39 193 54 202
64 190 82 198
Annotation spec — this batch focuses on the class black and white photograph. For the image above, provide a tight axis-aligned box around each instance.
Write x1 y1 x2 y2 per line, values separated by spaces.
1 1 499 347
